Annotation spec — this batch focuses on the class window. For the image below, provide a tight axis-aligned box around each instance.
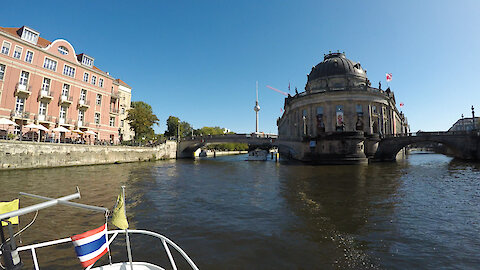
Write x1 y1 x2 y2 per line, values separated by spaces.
316 106 323 115
94 113 100 124
121 107 125 114
63 65 75 77
120 120 124 127
1 41 10 55
96 94 102 105
15 97 25 112
91 75 96 85
58 46 69 55
19 71 29 86
356 104 363 114
41 78 51 91
43 58 57 71
60 106 67 119
82 56 93 67
78 110 84 123
25 51 33 63
336 105 344 129
109 116 115 127
99 78 104 88
62 84 70 97
83 73 89 82
80 89 87 101
39 102 47 115
13 46 22 59
372 105 377 114
0 64 5 81
21 28 39 44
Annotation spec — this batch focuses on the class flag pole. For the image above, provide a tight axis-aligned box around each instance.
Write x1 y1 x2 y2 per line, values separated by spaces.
122 186 134 270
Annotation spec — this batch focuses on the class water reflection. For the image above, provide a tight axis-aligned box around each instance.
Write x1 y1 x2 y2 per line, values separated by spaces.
1 154 480 269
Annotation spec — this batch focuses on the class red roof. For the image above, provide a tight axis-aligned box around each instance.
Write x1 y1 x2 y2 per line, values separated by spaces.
115 79 131 88
0 27 51 48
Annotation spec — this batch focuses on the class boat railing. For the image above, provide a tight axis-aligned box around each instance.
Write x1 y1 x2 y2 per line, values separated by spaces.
11 229 199 270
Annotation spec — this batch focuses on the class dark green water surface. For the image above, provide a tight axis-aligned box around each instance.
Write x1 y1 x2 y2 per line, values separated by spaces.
1 153 480 269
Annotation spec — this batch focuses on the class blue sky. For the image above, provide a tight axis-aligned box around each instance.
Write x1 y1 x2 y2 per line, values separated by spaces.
2 0 479 133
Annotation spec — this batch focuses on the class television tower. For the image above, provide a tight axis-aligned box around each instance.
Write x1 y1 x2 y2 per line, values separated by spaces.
254 81 260 133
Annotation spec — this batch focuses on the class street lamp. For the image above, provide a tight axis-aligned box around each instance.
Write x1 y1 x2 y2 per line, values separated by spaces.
461 114 464 131
472 106 476 131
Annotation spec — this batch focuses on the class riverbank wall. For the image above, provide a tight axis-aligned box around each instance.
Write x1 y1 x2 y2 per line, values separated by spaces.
0 140 177 170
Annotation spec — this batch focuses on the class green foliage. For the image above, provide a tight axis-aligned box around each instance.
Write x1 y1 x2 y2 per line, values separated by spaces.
194 126 224 136
180 121 193 137
126 101 159 141
205 143 248 151
165 116 180 137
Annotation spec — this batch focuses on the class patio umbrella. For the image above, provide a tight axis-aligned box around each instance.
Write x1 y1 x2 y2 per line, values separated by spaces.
0 118 18 139
0 118 18 126
52 126 70 133
72 129 84 134
35 124 49 142
24 123 39 141
84 130 96 144
52 126 71 143
35 124 49 132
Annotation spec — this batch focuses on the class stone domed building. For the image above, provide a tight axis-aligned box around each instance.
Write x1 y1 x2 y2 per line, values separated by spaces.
277 52 409 164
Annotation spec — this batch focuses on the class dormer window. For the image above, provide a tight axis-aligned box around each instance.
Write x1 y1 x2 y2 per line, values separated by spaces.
19 26 40 45
58 46 69 55
80 55 94 67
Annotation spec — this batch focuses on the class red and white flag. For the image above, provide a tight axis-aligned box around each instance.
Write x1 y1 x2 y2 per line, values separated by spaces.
386 73 393 82
400 102 404 107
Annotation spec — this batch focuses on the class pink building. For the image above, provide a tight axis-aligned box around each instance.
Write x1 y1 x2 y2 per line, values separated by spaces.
0 26 133 143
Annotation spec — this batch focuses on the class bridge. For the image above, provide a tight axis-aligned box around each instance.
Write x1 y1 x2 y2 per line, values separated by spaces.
176 131 480 162
177 134 277 158
374 131 480 161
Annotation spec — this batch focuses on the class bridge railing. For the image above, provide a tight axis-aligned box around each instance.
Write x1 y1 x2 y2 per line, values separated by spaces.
382 130 476 138
179 133 278 142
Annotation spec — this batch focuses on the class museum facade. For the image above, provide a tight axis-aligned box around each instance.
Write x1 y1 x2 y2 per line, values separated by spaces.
277 52 409 163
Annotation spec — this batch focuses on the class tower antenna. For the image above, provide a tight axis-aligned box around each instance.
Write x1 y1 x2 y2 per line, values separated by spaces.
254 81 260 133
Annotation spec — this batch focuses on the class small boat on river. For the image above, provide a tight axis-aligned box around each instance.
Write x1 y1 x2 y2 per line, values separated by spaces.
0 188 199 270
247 149 268 161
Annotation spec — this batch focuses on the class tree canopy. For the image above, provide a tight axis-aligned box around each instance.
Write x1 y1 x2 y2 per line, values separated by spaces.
126 101 159 141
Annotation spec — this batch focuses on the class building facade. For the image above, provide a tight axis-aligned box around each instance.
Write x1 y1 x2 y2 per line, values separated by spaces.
0 26 133 142
448 117 479 132
277 52 409 163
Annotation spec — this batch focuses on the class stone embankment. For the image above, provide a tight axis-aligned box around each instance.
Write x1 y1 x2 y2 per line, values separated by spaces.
0 140 177 170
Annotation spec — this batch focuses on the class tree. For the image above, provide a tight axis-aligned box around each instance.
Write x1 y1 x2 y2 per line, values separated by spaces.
165 116 180 138
165 116 194 138
180 121 193 137
126 101 159 141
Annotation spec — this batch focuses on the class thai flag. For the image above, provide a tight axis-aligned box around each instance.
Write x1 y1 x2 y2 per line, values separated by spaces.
71 224 109 268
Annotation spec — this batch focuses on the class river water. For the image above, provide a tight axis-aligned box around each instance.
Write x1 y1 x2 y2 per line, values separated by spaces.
1 152 480 269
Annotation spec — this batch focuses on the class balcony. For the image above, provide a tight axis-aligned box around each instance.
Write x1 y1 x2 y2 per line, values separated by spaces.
10 110 30 120
56 118 74 126
35 114 53 123
111 90 120 99
110 107 119 115
38 89 54 102
77 99 90 109
59 94 73 106
15 83 32 97
76 121 90 128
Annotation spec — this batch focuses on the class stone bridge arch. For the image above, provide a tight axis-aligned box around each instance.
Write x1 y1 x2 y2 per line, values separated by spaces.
374 133 479 161
177 134 277 158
